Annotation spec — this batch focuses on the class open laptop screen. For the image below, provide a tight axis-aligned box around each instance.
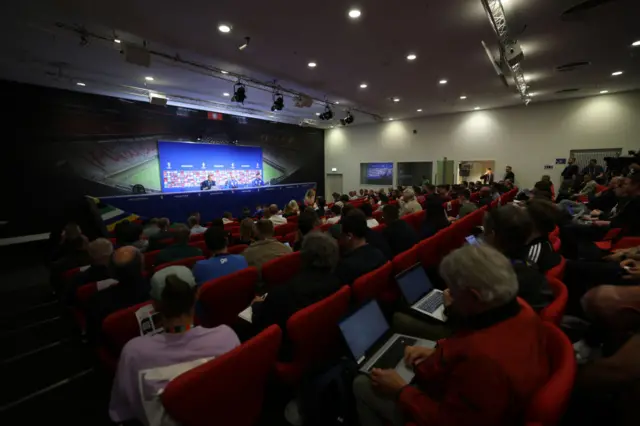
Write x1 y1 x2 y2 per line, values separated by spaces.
396 264 433 304
339 300 389 361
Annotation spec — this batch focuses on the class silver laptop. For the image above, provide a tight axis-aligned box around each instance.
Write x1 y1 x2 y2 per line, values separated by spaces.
396 264 447 322
339 300 435 382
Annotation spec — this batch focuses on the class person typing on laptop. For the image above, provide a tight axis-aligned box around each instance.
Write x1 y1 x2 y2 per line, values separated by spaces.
353 244 551 426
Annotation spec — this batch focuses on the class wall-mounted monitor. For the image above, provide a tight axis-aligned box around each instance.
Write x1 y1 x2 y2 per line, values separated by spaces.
360 162 394 185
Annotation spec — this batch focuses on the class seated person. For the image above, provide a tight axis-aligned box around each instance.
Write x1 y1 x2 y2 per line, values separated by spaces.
293 210 320 251
399 188 423 216
235 218 255 246
67 238 113 303
572 173 597 198
283 200 300 218
588 176 622 213
154 224 202 266
222 211 235 225
86 246 150 342
382 204 419 256
421 200 449 239
147 218 172 251
457 189 478 219
525 198 562 273
361 203 379 228
375 193 389 212
315 196 328 217
326 204 342 224
142 218 161 238
264 204 288 226
483 205 553 310
192 226 248 286
187 215 207 235
51 222 91 276
242 219 292 273
334 211 386 285
241 207 252 219
477 186 493 208
354 244 550 426
109 266 240 425
252 232 341 356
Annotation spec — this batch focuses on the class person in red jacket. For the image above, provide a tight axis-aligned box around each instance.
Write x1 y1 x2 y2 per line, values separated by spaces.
353 244 551 426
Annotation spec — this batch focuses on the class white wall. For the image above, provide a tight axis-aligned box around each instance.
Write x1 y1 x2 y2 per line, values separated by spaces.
325 91 640 195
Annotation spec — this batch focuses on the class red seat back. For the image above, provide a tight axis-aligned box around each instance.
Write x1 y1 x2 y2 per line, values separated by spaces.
444 199 461 217
550 236 561 253
319 223 333 232
524 322 576 426
276 286 351 386
539 278 568 325
274 222 297 237
189 241 209 257
162 325 282 426
371 223 387 233
189 232 205 242
198 267 258 328
352 262 393 305
228 244 248 254
392 245 418 274
545 256 566 281
261 251 302 290
144 250 162 270
154 256 206 273
287 215 299 223
373 210 384 224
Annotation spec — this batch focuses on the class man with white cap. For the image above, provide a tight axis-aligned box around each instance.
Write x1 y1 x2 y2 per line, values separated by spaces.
109 266 240 425
399 187 423 216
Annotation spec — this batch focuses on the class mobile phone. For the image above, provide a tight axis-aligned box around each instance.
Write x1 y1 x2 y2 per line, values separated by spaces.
465 235 479 246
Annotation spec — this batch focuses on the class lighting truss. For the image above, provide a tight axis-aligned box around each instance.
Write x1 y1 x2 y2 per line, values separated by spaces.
481 0 531 103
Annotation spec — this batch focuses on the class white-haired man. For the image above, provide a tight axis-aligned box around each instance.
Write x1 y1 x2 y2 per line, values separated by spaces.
399 188 422 216
353 244 550 426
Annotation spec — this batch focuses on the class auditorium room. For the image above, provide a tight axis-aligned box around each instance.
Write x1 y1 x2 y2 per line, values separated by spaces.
2 0 640 425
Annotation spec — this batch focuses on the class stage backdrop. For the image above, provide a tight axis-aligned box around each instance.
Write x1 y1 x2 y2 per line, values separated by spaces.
0 80 325 236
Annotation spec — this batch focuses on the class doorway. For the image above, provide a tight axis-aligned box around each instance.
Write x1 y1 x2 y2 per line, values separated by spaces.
435 159 455 185
457 160 495 184
325 173 344 198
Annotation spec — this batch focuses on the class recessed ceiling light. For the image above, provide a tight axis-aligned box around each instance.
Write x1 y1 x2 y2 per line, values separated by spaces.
600 90 609 94
392 97 400 102
114 39 121 44
335 101 340 104
389 118 394 121
220 70 229 74
330 126 334 128
416 109 422 112
611 71 623 76
223 92 230 97
360 83 368 89
406 53 417 61
474 107 480 110
439 79 448 85
145 76 154 81
460 95 467 100
308 62 317 68
632 40 640 47
218 24 231 33
348 9 362 19
76 82 86 86
316 112 321 116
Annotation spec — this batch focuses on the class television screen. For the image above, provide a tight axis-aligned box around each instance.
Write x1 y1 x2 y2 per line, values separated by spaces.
360 162 393 185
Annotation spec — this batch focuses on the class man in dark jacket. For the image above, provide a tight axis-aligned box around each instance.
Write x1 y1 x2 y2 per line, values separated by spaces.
381 204 419 256
525 199 562 273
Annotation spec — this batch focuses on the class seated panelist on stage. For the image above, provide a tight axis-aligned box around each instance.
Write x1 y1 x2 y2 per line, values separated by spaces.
224 174 240 189
200 174 216 190
251 171 264 187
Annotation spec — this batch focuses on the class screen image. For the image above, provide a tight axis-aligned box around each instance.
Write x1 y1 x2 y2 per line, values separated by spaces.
360 162 394 185
158 141 264 193
397 266 432 304
339 300 389 360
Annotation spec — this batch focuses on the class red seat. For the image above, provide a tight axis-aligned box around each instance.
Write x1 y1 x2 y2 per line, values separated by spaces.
276 286 351 386
287 215 299 223
162 325 282 426
189 232 205 242
392 245 419 274
444 199 461 217
62 267 82 282
545 256 566 281
539 278 568 325
99 301 152 373
318 223 333 232
352 262 393 305
549 226 560 239
524 322 576 426
371 223 387 233
198 267 258 328
403 210 425 234
595 236 640 251
373 210 384 224
144 250 162 270
154 256 206 273
228 244 248 254
189 240 209 257
283 231 297 246
261 251 302 289
274 222 297 237
550 235 561 252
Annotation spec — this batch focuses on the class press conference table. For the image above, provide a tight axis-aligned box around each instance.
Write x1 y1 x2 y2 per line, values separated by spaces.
100 182 315 223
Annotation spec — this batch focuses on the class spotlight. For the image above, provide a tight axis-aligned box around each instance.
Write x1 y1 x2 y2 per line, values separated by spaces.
319 104 334 120
339 111 354 126
239 37 250 50
231 82 247 103
271 93 284 111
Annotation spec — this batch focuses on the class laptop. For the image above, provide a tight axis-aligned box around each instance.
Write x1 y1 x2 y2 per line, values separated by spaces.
339 300 435 382
396 264 447 322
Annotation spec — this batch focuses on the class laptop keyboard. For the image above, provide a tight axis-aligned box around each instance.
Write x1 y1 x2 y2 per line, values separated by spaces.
369 337 417 371
416 292 444 314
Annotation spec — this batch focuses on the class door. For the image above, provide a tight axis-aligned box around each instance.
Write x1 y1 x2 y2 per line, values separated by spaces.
326 174 343 198
435 158 455 185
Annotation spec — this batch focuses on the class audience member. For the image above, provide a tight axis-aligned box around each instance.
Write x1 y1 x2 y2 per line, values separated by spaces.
242 219 292 273
294 210 320 251
147 218 172 251
399 188 423 216
236 218 255 246
504 165 515 182
265 204 288 226
67 238 113 302
360 203 379 228
582 159 605 181
421 199 449 239
561 157 579 183
588 176 622 213
222 212 234 225
154 224 202 265
327 204 342 224
483 205 553 310
142 218 161 238
315 196 327 217
283 200 300 217
241 207 252 219
334 212 386 285
477 186 493 208
117 222 149 253
109 266 240 425
457 189 477 218
187 215 207 235
382 204 419 256
51 222 90 267
525 199 562 273
86 246 149 342
192 226 248 286
572 173 597 198
354 244 550 426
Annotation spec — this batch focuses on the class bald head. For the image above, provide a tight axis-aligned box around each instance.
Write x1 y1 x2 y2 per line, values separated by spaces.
172 223 190 244
111 246 143 283
269 204 279 215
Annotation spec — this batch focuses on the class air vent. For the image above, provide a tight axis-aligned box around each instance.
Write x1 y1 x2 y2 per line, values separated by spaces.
556 61 591 72
555 88 581 94
561 0 616 19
